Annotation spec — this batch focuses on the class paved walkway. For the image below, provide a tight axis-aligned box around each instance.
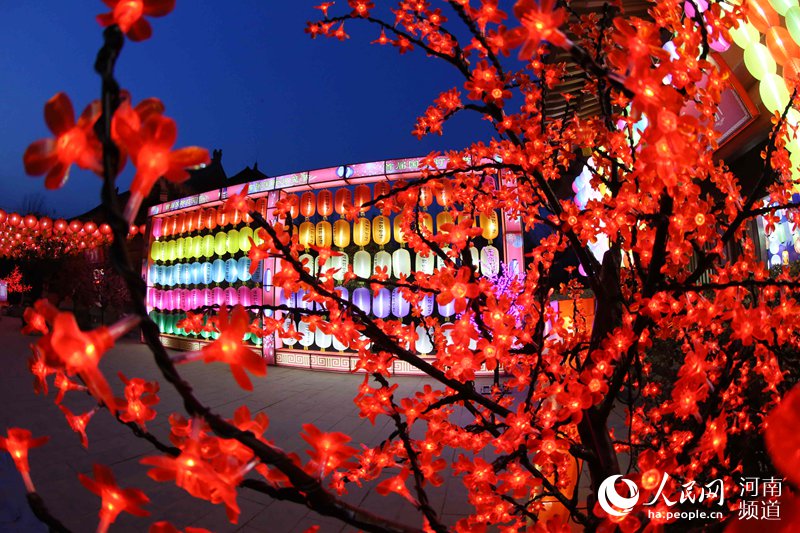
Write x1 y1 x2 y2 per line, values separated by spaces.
0 318 495 532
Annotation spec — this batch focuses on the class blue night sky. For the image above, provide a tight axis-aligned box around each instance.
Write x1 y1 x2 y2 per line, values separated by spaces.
0 1 494 218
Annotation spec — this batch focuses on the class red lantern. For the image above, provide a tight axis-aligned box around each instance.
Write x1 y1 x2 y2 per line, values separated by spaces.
317 190 333 218
83 221 97 234
435 181 452 206
335 188 352 216
205 209 217 231
300 192 316 218
54 219 67 233
0 210 6 223
8 213 21 227
766 27 800 66
176 213 186 235
139 224 146 236
69 220 82 233
166 216 177 236
216 206 230 227
185 211 196 233
99 223 112 235
23 215 38 229
354 184 371 213
419 186 433 209
39 217 52 231
256 197 268 218
286 194 300 219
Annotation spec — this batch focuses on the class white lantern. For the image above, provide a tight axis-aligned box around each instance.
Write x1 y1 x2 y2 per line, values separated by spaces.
299 253 316 275
298 320 314 347
282 318 298 346
332 252 349 282
352 287 371 314
480 246 500 277
391 288 410 318
392 248 411 278
373 288 391 318
437 247 450 270
374 250 391 277
415 326 433 354
416 252 435 275
469 247 480 272
438 298 455 318
353 250 371 278
420 294 435 316
315 328 332 350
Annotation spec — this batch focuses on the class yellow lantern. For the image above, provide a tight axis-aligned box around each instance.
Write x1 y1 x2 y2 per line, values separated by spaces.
354 217 371 247
316 220 332 247
419 213 433 234
333 219 350 249
166 239 177 262
743 43 777 81
788 6 800 45
480 211 499 241
226 229 240 255
176 237 185 260
394 214 406 245
299 221 315 249
770 0 797 16
436 212 453 232
150 241 162 262
731 20 760 49
214 231 227 256
239 226 253 252
189 236 201 259
373 215 391 247
202 234 215 258
760 73 790 114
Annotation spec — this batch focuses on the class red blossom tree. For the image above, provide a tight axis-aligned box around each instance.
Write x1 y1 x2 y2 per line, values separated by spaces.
11 1 800 532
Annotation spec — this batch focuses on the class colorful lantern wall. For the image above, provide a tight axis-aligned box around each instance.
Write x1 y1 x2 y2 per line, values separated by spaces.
144 156 524 374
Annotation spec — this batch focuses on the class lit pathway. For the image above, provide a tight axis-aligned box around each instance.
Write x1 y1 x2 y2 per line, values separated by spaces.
0 318 497 532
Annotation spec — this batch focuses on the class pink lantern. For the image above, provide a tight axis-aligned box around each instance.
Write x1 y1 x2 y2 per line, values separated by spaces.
238 286 251 307
225 287 238 307
251 287 263 307
212 287 225 307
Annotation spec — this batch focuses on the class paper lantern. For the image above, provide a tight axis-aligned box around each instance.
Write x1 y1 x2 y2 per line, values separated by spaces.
150 241 162 261
166 240 177 262
392 248 411 278
202 234 215 258
223 287 238 307
374 250 391 277
744 43 777 80
420 294 435 316
391 288 410 318
297 289 313 311
175 238 185 260
415 326 433 354
315 328 333 350
284 194 300 219
419 212 433 234
155 290 165 310
750 0 781 34
770 0 798 16
54 219 67 233
437 247 450 270
280 289 296 308
294 221 314 251
298 320 314 347
251 287 263 307
416 253 435 275
353 250 371 278
760 73 791 113
239 226 253 252
212 259 225 283
185 211 195 233
331 252 349 282
300 192 316 219
387 216 404 247
182 264 193 286
334 188 352 217
316 220 332 247
333 219 350 248
299 253 316 275
211 287 224 306
314 256 328 278
193 236 203 259
252 259 264 284
436 212 453 232
481 246 501 277
237 257 252 282
317 190 333 218
767 27 800 65
148 264 158 284
469 247 480 272
438 297 455 318
281 318 298 346
374 180 391 209
480 211 500 241
190 262 202 285
224 229 239 255
352 287 371 314
373 289 391 318
177 213 188 235
373 215 391 246
353 217 371 247
214 232 228 256
354 184 371 213
204 209 217 231
435 181 452 206
224 258 238 283
419 186 433 209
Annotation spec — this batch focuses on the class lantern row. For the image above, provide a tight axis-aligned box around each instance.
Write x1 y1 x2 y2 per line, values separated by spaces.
150 227 259 263
147 285 264 312
149 310 263 346
155 200 268 239
147 257 265 288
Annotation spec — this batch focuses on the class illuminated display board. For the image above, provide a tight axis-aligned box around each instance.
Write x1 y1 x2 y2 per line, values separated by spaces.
144 157 524 374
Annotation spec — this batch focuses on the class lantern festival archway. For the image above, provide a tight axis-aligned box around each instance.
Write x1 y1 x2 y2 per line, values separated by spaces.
144 156 524 374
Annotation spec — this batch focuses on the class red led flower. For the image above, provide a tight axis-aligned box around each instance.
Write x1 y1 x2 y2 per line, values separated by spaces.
79 464 150 533
375 468 415 503
435 266 480 314
512 0 569 60
118 372 160 430
0 428 48 492
115 113 209 224
175 312 205 335
60 405 97 449
23 92 102 190
149 522 212 533
22 299 57 335
222 184 255 216
54 371 88 404
97 0 176 41
27 347 54 395
201 306 266 390
301 424 357 477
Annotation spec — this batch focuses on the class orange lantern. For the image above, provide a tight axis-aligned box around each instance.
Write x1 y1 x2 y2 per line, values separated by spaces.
435 181 452 206
187 210 197 233
419 212 433 234
168 216 178 236
256 197 268 219
354 184 371 213
286 194 300 219
373 215 391 247
353 217 371 247
480 211 499 241
333 219 350 248
436 212 453 232
231 208 242 226
767 27 800 66
300 192 316 219
299 221 315 249
419 186 433 209
176 213 186 235
374 181 391 211
204 209 217 231
317 190 333 218
749 0 780 34
316 220 332 247
216 206 230 227
335 188 352 216
393 214 406 244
